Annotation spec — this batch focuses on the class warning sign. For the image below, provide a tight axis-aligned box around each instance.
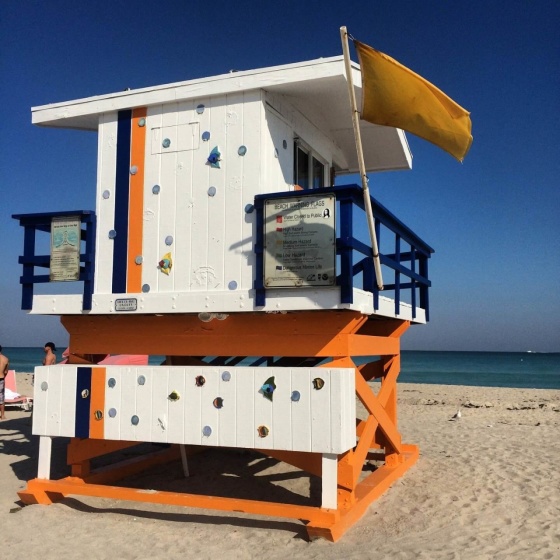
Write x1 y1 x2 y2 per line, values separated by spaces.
264 194 335 287
50 217 81 282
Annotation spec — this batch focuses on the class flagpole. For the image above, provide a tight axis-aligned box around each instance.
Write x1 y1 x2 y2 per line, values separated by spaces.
340 26 384 290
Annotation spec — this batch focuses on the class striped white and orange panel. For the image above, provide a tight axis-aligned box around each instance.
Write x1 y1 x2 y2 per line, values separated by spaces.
32 365 356 454
111 108 147 294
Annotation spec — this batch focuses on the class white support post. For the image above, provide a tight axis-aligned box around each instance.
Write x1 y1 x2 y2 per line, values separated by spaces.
37 436 53 480
180 444 190 477
340 26 384 290
321 453 338 509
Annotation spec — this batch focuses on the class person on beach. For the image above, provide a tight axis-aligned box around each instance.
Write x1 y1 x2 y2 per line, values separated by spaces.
0 345 9 420
43 342 57 366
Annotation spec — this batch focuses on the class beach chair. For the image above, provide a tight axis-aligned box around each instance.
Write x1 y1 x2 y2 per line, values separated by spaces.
4 370 33 411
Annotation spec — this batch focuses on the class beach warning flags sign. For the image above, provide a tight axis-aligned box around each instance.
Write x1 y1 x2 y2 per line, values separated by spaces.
354 40 473 162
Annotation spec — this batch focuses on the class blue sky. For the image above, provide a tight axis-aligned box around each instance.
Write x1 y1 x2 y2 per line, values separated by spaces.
1 1 558 352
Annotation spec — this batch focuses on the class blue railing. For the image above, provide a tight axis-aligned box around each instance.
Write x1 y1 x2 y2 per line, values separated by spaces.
12 211 96 311
12 187 432 320
254 184 434 320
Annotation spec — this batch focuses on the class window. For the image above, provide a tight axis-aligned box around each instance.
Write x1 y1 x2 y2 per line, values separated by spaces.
312 156 324 189
293 140 326 189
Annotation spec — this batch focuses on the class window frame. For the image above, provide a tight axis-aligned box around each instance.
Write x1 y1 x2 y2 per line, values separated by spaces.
293 138 328 190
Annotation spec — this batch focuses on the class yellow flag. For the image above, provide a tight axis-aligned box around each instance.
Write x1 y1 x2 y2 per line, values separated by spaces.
354 40 473 162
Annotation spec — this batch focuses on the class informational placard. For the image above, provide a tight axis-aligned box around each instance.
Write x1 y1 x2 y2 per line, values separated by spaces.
50 217 80 282
115 298 138 311
264 194 336 287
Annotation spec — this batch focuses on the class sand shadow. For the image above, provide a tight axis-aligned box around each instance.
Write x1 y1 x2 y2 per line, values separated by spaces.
57 497 310 540
0 415 71 482
9 438 322 540
106 447 323 508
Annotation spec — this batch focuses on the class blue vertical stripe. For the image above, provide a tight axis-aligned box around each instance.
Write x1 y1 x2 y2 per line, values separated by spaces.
75 367 92 438
339 195 354 304
112 110 132 294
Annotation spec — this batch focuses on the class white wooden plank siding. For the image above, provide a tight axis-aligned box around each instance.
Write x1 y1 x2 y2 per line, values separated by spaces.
95 113 118 294
59 367 79 437
142 105 163 296
264 105 294 192
291 368 312 451
241 92 263 290
32 366 356 454
103 368 122 441
119 367 139 441
157 104 179 293
167 367 187 443
217 366 237 447
189 96 212 293
222 91 244 293
172 100 197 294
183 367 202 444
207 98 227 292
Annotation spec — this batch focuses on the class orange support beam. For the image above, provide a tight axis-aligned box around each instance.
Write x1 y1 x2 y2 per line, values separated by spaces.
20 477 340 525
61 312 373 357
67 438 142 464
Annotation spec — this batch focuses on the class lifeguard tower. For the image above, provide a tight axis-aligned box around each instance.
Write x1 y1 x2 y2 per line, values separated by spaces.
13 54 433 541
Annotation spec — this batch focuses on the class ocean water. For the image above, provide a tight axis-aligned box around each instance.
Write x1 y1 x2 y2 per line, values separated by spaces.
2 347 559 390
398 350 559 389
1 347 165 373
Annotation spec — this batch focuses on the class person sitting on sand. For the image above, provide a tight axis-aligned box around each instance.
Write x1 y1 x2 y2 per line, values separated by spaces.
43 342 57 366
0 345 9 420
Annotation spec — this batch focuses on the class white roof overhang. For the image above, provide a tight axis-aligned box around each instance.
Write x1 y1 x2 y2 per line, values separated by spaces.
31 56 411 173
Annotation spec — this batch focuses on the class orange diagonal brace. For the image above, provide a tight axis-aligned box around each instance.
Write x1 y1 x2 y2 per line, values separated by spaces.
350 415 378 486
376 355 399 405
356 373 402 454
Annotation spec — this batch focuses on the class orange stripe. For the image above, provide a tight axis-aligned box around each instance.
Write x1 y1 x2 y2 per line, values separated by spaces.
89 367 106 439
127 107 147 293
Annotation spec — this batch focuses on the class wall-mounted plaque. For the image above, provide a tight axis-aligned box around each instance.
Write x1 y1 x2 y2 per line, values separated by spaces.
50 217 80 282
115 298 138 312
264 194 336 288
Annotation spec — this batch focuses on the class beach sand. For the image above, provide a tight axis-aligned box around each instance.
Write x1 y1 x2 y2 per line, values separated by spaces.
1 375 559 559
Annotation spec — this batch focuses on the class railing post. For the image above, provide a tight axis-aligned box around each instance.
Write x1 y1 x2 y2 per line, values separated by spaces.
394 235 401 316
21 223 37 310
419 255 430 321
362 257 374 294
338 195 354 304
410 248 416 320
373 215 381 309
253 201 265 307
83 213 96 310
